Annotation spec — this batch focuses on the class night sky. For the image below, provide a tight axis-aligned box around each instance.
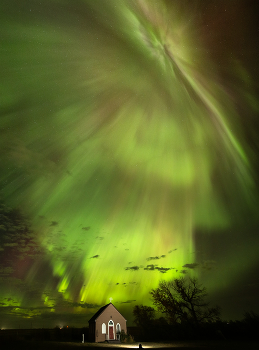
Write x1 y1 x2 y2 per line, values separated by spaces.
1 0 259 329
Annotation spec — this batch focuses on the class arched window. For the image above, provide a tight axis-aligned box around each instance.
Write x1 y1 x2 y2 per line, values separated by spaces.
116 323 121 333
102 323 106 334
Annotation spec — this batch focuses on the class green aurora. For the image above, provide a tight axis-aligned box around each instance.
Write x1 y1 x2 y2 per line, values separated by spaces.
0 0 259 328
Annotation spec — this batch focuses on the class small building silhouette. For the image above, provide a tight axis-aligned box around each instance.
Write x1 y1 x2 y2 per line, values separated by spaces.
88 303 127 342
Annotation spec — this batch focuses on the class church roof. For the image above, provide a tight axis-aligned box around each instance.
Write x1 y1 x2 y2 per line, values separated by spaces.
88 303 126 323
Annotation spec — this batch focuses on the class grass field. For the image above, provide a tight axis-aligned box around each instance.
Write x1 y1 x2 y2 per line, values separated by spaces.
1 340 259 350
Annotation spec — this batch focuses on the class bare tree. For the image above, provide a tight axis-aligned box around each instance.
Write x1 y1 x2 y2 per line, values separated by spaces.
133 305 156 328
150 277 220 326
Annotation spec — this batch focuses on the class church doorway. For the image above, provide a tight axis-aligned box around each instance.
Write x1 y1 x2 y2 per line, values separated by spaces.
108 320 114 340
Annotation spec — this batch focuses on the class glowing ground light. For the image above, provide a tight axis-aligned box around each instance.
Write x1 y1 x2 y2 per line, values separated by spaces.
105 344 176 349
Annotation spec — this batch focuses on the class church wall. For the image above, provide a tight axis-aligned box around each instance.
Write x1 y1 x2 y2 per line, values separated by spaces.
95 304 127 342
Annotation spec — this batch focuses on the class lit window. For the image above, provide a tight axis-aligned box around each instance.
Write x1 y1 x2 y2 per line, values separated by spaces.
116 323 121 333
102 323 106 334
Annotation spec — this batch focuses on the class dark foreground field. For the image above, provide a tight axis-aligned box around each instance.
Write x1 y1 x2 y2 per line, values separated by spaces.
1 340 259 350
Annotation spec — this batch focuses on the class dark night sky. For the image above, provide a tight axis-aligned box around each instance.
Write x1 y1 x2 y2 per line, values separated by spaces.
0 0 259 328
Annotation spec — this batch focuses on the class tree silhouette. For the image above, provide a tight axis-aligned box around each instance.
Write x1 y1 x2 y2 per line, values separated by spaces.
133 305 156 328
150 276 220 327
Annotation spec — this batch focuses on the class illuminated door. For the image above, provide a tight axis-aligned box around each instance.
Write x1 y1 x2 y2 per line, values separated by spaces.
108 320 114 339
109 326 114 339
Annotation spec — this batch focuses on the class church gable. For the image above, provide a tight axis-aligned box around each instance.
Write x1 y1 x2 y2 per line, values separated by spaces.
88 303 127 342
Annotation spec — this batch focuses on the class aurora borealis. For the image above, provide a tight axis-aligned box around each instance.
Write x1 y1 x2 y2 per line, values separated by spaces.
1 0 259 328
